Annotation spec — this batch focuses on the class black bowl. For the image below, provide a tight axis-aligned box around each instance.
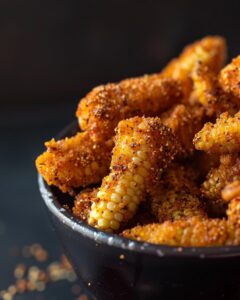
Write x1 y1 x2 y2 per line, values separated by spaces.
38 122 240 300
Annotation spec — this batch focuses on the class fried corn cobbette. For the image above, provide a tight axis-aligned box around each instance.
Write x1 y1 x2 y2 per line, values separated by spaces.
37 36 240 247
122 197 240 246
219 55 240 102
161 104 205 156
150 164 206 222
162 36 226 99
194 111 240 154
201 155 240 215
87 117 181 232
36 132 113 193
76 76 183 140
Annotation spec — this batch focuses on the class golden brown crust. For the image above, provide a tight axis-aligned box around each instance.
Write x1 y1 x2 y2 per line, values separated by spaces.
122 197 240 246
36 132 113 193
72 188 98 221
162 104 205 156
162 36 227 100
201 154 240 216
194 111 240 154
122 217 229 246
219 55 240 102
150 164 206 222
77 76 183 139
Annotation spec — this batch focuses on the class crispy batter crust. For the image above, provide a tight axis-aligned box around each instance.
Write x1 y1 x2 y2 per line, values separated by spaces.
150 164 206 222
36 132 113 193
162 104 205 156
122 197 240 246
77 76 183 139
201 155 240 216
194 111 240 154
162 36 226 99
72 188 98 221
219 55 240 101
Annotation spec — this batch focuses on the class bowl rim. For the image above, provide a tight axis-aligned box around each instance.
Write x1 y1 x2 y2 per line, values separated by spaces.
38 121 240 259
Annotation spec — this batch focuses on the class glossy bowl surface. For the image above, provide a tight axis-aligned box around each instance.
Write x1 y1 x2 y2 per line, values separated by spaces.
38 121 240 300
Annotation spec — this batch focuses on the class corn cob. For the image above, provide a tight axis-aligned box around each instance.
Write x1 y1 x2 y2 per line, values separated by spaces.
76 76 183 140
194 111 240 154
122 197 240 246
87 117 181 232
191 61 239 116
36 132 113 193
219 55 240 102
162 104 205 156
201 154 240 216
122 217 229 246
151 190 206 223
150 164 205 223
162 36 226 99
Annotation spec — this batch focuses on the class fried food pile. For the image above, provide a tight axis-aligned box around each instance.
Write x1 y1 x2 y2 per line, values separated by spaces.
36 36 240 247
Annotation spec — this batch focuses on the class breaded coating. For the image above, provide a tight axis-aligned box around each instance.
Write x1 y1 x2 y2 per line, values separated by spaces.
150 164 206 222
222 180 240 202
36 132 113 193
191 62 218 107
122 217 229 246
87 117 181 232
122 197 240 246
76 75 183 139
201 155 240 216
191 62 238 116
162 104 205 156
194 111 240 154
151 191 206 223
219 55 240 102
72 188 98 221
162 36 226 98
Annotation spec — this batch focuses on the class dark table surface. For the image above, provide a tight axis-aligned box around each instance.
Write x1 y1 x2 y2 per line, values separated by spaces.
0 102 92 300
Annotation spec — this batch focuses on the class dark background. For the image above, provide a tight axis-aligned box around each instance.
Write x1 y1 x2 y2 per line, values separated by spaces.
1 0 240 299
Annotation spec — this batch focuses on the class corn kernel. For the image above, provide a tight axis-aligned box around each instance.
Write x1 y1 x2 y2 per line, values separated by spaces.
97 190 106 198
132 157 141 165
114 212 123 222
90 210 100 219
111 193 122 203
97 218 110 229
110 220 120 230
130 181 137 189
98 201 107 209
115 185 125 195
88 217 95 225
122 195 131 202
107 202 117 211
103 210 114 220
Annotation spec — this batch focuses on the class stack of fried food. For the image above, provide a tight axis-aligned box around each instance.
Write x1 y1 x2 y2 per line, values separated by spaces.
36 36 240 247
